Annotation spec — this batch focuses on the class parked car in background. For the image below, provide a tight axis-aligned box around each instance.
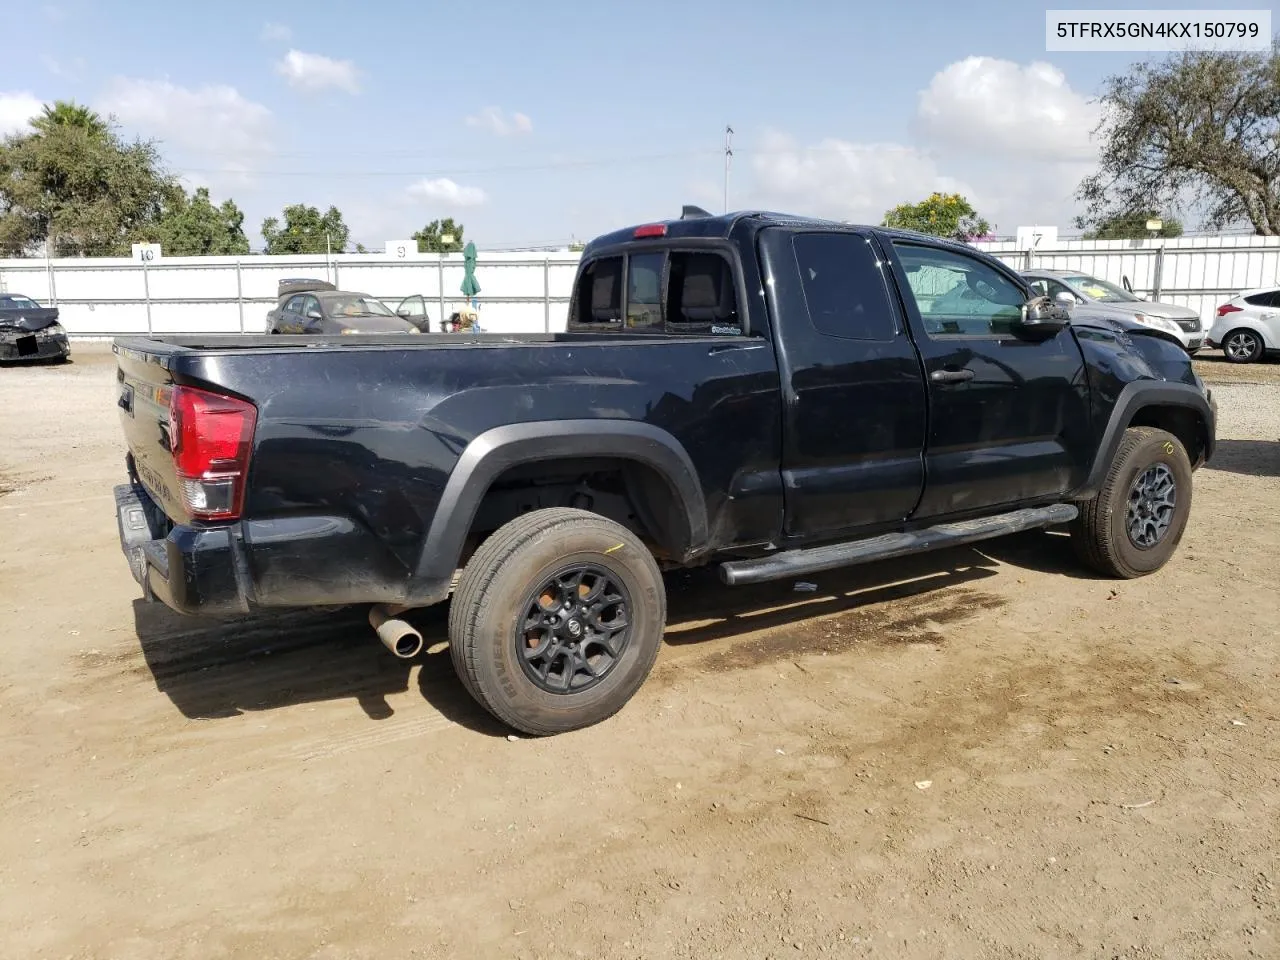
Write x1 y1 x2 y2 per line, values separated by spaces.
392 294 433 332
0 294 70 363
1023 268 1204 353
267 289 422 335
263 279 336 333
1205 285 1280 363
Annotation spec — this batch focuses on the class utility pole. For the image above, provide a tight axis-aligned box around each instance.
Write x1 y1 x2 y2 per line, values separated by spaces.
723 125 734 215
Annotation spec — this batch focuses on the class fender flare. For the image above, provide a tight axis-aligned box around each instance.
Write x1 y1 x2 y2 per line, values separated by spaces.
407 420 708 602
1074 380 1216 500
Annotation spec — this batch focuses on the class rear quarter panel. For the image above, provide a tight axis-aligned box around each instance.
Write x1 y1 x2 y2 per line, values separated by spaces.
173 338 783 576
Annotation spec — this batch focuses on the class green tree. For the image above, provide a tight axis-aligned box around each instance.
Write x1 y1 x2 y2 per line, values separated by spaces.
1077 42 1280 236
882 192 991 241
261 204 350 254
31 100 111 140
133 186 250 255
1082 211 1184 241
413 217 464 253
0 100 177 256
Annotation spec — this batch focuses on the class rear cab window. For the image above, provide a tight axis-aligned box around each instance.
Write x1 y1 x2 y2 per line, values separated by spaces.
569 246 742 336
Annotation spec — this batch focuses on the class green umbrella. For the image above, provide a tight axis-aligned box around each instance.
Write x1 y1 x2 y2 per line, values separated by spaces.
460 241 481 301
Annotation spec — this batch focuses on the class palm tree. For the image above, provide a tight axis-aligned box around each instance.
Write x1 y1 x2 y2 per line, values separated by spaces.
31 100 110 140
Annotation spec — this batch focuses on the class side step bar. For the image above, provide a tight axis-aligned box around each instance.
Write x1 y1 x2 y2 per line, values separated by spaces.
719 503 1079 587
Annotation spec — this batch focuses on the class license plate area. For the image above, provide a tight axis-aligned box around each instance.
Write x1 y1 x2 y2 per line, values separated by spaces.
17 335 37 356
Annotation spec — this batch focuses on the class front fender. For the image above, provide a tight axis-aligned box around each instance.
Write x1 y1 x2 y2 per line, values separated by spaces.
404 420 708 605
1073 380 1216 501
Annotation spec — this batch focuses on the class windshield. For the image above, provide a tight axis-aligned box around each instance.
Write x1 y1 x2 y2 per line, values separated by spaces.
327 294 395 317
0 295 41 309
1063 274 1141 303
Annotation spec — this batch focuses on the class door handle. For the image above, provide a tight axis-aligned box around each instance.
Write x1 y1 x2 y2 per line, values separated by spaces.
930 368 975 383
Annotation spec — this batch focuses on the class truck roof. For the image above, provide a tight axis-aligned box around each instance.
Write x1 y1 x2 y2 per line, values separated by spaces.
583 209 987 258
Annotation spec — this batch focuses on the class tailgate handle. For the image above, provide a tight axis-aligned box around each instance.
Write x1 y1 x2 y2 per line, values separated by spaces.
118 386 133 414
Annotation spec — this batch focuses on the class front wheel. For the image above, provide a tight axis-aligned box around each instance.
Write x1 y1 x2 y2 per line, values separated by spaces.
1222 328 1263 363
448 508 666 735
1070 427 1193 579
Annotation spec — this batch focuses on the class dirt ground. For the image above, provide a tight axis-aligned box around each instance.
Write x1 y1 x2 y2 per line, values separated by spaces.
1 343 1278 960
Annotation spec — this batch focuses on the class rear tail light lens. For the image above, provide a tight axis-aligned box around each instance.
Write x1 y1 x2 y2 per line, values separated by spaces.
168 385 257 521
1217 303 1243 317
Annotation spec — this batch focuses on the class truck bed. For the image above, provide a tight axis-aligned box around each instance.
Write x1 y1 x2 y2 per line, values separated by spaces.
114 331 661 355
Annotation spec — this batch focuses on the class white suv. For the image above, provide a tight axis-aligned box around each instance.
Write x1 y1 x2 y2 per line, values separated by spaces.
1206 286 1280 363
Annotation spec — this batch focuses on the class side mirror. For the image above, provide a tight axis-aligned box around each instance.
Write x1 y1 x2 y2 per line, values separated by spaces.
1019 295 1070 333
305 308 322 321
1054 290 1076 308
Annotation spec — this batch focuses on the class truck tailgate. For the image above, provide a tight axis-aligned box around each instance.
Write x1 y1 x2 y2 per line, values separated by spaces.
115 344 189 523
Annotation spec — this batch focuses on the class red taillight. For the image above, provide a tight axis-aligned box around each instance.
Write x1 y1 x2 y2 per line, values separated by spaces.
633 224 667 238
168 384 257 521
1217 303 1243 317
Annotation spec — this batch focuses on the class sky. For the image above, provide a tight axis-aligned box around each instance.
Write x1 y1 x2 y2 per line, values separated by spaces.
0 0 1208 250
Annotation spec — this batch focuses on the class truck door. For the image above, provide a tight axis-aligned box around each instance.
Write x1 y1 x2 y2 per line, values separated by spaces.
883 238 1092 519
759 227 928 541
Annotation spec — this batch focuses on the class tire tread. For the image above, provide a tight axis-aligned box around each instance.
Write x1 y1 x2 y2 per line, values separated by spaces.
448 508 663 735
1071 426 1189 578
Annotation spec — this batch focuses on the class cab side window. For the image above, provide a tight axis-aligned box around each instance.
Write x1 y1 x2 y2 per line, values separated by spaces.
792 232 896 341
893 243 1025 337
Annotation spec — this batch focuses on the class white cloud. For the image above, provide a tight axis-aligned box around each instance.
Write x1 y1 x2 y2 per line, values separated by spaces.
742 56 1106 233
406 177 488 208
98 78 273 188
917 56 1102 161
275 49 360 94
261 22 292 42
0 92 43 136
465 106 533 137
749 129 972 224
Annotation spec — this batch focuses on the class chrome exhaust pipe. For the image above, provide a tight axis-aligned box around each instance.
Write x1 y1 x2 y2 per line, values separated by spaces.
369 604 423 659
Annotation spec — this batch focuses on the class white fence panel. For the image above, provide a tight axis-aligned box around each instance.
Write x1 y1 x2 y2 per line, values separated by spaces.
0 250 586 336
5 237 1280 337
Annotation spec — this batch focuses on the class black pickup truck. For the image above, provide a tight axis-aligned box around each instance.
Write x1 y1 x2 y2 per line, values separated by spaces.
113 209 1216 735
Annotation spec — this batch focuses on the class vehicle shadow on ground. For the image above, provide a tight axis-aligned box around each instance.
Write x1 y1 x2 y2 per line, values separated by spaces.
971 527 1113 581
131 599 507 736
659 548 1003 650
1204 439 1280 478
130 532 1085 734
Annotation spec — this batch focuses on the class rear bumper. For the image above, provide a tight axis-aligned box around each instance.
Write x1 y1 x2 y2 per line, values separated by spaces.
115 480 444 617
116 483 250 616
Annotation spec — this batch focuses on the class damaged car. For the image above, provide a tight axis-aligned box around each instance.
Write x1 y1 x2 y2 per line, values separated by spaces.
0 294 70 363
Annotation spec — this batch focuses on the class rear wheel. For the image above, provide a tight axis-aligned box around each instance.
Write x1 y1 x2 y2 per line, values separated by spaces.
1070 427 1193 579
1223 328 1263 363
448 508 665 735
